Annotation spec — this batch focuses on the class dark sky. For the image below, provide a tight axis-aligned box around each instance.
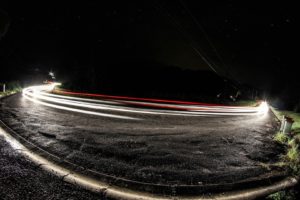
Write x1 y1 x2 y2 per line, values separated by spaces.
0 1 297 94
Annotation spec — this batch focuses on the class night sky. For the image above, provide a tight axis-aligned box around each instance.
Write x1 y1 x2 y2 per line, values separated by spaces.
0 1 298 108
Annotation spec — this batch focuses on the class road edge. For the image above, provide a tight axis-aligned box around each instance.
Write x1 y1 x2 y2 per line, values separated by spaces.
0 124 298 200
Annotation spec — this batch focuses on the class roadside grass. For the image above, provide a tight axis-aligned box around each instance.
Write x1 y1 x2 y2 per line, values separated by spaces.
0 81 22 97
268 108 300 200
274 132 289 144
0 89 20 97
272 109 300 135
287 140 299 160
267 190 297 200
0 89 22 97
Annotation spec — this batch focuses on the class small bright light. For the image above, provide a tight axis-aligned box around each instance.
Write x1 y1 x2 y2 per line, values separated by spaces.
49 71 55 77
258 101 269 115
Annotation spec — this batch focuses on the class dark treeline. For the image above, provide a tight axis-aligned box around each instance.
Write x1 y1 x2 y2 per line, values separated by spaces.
61 61 245 103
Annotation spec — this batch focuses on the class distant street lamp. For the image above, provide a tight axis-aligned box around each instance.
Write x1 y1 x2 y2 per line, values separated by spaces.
49 71 55 80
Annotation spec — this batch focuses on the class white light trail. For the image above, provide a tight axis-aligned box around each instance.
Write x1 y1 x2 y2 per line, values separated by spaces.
22 85 139 120
22 84 269 118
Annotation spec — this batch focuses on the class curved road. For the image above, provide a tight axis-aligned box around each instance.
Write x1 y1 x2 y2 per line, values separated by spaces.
0 84 284 194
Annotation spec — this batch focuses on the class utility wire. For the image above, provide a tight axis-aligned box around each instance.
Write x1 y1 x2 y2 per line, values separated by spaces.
153 1 220 75
178 0 233 79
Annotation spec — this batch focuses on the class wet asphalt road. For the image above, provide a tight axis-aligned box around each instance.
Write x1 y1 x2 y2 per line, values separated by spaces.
0 93 283 189
0 135 102 200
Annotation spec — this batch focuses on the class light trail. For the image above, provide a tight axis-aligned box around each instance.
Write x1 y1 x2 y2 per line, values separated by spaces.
39 91 258 113
54 89 221 106
23 87 212 117
22 85 139 120
22 83 269 118
53 87 265 112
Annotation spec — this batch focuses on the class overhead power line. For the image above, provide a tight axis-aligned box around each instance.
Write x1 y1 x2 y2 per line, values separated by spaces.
178 0 234 79
153 1 220 75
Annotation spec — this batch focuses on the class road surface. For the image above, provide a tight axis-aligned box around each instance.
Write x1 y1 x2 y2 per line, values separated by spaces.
0 84 284 194
0 133 102 200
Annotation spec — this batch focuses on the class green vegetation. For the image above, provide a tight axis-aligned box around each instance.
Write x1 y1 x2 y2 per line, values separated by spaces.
287 144 299 163
267 190 297 200
0 81 22 97
273 109 300 176
268 108 300 200
272 108 300 135
274 132 289 144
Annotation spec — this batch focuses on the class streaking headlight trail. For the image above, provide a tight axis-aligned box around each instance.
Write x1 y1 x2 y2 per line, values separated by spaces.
22 83 269 119
22 84 139 120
